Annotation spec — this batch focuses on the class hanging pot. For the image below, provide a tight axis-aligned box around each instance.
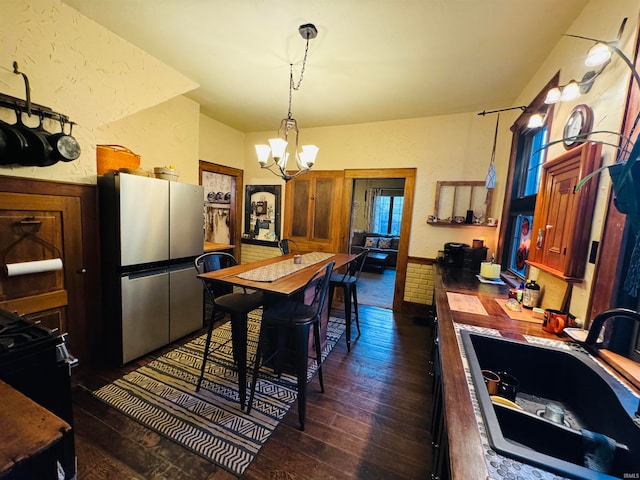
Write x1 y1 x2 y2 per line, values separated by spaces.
46 119 80 162
0 117 29 165
14 111 54 166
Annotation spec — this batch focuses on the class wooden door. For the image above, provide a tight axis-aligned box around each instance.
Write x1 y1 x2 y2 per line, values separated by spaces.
540 166 579 271
284 171 343 252
0 193 82 335
530 142 601 279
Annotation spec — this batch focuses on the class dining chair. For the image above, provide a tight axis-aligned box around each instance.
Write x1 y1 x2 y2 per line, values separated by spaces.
278 238 300 255
328 248 369 351
194 252 264 404
247 261 335 430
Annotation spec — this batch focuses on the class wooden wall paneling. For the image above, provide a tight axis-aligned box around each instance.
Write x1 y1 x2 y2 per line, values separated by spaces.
0 176 101 367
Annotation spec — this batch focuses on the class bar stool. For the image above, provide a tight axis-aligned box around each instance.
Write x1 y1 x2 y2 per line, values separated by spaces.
278 238 300 255
194 252 264 410
328 248 369 351
247 261 335 430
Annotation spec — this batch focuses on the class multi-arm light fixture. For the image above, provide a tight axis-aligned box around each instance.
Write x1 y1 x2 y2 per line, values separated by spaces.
255 24 319 182
545 18 631 105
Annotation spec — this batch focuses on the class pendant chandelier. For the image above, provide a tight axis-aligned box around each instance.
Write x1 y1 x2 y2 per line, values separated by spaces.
255 24 319 181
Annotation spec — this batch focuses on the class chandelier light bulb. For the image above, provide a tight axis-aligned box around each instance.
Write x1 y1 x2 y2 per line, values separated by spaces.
299 145 319 167
268 138 288 159
255 145 271 166
585 43 612 67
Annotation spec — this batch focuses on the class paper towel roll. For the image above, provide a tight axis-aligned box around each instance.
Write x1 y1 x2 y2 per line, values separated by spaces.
5 258 63 277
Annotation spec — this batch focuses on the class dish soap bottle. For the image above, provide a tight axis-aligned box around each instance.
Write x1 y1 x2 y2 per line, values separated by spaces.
522 279 540 309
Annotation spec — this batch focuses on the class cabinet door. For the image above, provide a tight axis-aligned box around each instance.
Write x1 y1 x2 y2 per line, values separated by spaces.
530 142 601 278
284 171 343 252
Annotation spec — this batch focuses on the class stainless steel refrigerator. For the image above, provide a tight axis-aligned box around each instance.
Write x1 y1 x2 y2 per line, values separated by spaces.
98 172 204 365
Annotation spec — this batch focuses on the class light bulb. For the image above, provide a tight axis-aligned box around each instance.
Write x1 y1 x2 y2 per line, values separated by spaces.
585 43 612 67
560 81 580 102
255 145 271 166
527 114 545 128
544 87 562 104
299 145 319 168
268 138 287 160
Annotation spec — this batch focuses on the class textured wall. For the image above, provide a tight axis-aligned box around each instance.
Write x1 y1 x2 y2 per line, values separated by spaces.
0 0 198 183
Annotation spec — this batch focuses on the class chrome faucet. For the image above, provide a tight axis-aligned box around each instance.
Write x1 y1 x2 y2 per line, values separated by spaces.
584 307 640 417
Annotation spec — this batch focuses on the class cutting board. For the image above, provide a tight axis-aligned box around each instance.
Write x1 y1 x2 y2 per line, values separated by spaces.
536 270 570 311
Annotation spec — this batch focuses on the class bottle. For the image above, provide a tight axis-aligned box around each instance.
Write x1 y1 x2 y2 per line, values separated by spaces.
522 279 540 309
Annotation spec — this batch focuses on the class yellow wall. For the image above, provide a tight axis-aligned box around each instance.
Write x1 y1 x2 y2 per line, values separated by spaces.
0 0 197 183
1 0 639 321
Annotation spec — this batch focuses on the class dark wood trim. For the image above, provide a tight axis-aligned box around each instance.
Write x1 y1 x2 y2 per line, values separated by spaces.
342 168 416 312
407 256 437 265
0 175 101 367
588 20 640 326
497 73 560 263
199 161 243 260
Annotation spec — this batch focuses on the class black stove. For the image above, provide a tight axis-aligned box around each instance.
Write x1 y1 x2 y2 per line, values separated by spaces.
0 308 77 479
0 310 60 352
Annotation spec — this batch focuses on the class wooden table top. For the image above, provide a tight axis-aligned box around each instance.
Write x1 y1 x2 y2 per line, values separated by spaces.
0 380 71 475
198 252 356 296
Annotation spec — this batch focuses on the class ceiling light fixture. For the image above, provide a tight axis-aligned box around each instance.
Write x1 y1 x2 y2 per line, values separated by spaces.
255 23 319 182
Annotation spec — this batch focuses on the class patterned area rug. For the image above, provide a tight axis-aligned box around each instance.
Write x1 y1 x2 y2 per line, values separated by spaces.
93 310 346 477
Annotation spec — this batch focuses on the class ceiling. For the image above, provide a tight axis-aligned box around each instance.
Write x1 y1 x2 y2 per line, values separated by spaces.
62 0 590 133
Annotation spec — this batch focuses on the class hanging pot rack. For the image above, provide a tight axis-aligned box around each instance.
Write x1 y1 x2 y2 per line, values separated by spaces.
0 61 75 128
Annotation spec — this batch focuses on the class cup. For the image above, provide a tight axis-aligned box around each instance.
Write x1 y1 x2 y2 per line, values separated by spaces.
543 308 567 333
293 255 302 264
482 369 500 395
497 372 520 402
487 217 497 226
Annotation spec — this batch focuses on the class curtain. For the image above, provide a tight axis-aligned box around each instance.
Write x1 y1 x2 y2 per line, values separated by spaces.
365 188 381 232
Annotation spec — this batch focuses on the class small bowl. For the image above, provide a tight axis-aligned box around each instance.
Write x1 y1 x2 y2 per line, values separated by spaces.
154 167 179 181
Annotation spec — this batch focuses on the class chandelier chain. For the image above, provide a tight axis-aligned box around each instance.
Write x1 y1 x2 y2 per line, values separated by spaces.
287 35 311 119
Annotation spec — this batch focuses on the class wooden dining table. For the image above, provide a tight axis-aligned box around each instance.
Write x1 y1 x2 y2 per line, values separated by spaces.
197 252 356 409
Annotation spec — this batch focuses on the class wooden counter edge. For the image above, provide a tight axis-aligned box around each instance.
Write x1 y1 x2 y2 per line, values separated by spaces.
0 380 71 475
435 287 489 479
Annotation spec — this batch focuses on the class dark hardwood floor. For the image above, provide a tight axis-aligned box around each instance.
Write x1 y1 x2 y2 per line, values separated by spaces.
71 304 433 479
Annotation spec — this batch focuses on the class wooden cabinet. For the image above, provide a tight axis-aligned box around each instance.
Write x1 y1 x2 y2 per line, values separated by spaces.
529 142 602 279
284 170 343 252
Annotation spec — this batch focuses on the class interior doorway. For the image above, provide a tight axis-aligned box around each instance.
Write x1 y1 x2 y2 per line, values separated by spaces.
341 168 416 312
350 178 405 309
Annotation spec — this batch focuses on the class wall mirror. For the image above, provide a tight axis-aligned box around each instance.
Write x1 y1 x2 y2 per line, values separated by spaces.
244 185 281 242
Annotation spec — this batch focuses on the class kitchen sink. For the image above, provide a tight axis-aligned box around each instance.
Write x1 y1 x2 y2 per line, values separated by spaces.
460 331 640 479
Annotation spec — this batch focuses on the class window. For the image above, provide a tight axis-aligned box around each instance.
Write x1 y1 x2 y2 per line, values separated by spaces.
502 126 547 279
372 190 403 235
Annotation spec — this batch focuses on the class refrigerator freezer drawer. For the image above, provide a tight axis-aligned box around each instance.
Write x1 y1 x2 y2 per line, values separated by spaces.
169 264 203 341
121 269 169 363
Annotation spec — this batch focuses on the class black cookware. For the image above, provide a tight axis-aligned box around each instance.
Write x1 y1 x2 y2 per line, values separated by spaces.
14 111 54 166
46 119 80 162
0 117 29 165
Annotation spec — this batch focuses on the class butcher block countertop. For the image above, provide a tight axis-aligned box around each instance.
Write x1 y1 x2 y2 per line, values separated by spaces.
0 380 70 475
434 266 570 480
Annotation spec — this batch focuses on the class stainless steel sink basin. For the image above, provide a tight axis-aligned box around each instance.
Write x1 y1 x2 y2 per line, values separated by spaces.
460 331 640 479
